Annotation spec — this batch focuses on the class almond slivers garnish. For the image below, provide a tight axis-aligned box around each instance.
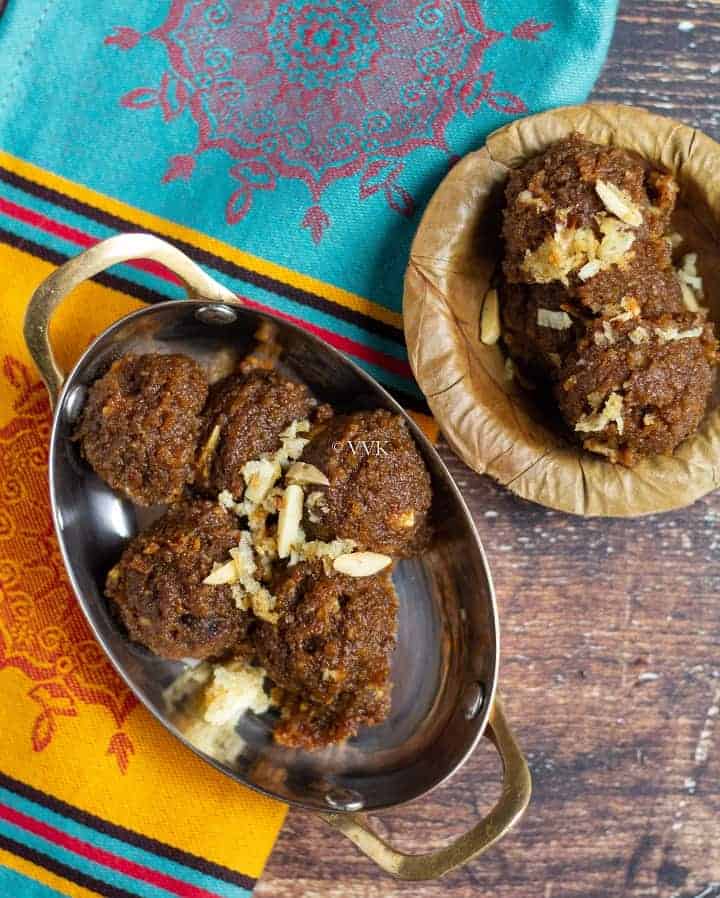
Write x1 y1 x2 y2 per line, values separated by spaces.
333 552 392 577
595 180 643 227
285 462 330 486
480 288 501 345
277 484 304 559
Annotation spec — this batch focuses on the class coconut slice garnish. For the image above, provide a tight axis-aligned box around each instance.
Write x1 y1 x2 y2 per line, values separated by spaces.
242 458 281 503
575 392 625 436
537 308 573 330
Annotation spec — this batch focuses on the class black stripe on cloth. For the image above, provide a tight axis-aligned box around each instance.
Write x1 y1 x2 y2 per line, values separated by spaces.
0 164 405 344
0 771 255 892
0 224 430 414
0 832 143 898
0 226 170 304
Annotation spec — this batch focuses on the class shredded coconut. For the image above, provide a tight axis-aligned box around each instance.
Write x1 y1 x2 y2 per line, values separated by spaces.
656 325 704 343
203 661 271 725
676 252 704 312
575 392 624 436
537 308 573 330
521 211 635 286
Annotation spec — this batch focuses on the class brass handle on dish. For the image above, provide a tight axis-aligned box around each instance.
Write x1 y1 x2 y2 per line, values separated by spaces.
23 232 237 407
320 697 531 881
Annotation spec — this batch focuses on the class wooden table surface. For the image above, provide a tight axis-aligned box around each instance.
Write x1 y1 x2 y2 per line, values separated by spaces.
256 3 720 897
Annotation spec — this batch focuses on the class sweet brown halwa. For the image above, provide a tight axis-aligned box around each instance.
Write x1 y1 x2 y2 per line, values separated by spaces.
75 352 208 505
87 349 432 750
300 409 432 556
254 562 397 746
106 499 252 660
496 134 717 465
196 369 316 496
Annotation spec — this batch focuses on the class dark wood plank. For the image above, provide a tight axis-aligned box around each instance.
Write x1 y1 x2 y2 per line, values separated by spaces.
256 3 720 896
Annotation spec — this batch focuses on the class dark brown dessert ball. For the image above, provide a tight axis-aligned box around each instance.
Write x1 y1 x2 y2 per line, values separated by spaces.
75 353 208 506
502 133 677 291
300 410 432 556
106 499 250 660
556 314 716 464
196 369 315 496
255 561 397 748
274 686 391 750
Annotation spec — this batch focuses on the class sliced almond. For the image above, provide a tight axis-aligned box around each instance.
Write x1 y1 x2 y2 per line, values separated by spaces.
242 458 281 503
333 552 392 577
197 424 221 476
595 180 643 227
286 462 330 486
203 559 239 586
480 288 500 345
277 484 304 559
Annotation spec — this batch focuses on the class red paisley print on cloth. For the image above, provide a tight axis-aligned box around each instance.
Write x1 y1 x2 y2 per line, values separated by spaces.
0 358 137 772
106 1 551 242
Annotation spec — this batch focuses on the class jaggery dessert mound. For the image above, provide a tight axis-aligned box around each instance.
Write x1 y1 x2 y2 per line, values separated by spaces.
274 686 391 750
556 314 716 464
254 561 397 749
300 410 432 556
106 499 252 660
75 352 208 505
255 561 397 703
497 134 717 464
575 237 684 318
502 133 677 289
196 369 316 496
94 344 435 748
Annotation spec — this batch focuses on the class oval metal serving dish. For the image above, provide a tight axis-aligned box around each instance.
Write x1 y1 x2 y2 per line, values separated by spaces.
24 233 530 880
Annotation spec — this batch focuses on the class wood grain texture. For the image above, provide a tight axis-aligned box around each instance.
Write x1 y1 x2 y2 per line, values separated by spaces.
255 3 720 896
